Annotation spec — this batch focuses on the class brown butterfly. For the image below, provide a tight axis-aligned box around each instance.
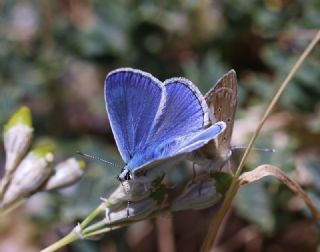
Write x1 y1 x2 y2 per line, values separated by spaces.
192 70 237 173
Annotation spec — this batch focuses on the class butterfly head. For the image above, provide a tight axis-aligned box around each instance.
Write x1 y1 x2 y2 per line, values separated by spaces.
118 166 133 182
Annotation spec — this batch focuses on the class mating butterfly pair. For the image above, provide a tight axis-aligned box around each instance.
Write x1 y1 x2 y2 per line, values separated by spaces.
104 68 237 182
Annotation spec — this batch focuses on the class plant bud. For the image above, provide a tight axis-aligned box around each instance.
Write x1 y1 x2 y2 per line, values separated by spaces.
44 158 86 191
171 176 221 211
105 182 151 208
1 145 55 208
105 185 127 206
3 106 33 173
171 172 233 211
105 197 158 224
106 175 164 206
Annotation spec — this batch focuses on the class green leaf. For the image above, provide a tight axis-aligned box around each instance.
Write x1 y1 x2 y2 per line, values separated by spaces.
235 182 275 233
213 172 233 195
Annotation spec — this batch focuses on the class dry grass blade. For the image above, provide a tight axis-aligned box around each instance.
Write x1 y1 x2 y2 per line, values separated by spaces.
200 30 320 252
239 164 320 222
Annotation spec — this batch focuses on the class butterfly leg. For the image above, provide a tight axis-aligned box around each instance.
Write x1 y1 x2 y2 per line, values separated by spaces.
119 181 131 218
189 162 199 185
107 210 112 222
198 180 204 196
192 162 197 178
142 171 151 192
101 197 112 222
126 200 131 218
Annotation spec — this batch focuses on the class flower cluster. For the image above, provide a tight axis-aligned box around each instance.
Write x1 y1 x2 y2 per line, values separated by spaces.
0 107 86 211
84 160 234 234
49 159 234 250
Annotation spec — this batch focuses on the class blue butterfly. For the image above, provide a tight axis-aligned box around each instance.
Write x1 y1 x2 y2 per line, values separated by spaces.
104 68 226 182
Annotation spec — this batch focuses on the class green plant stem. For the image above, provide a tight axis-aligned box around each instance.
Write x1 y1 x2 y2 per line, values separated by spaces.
41 203 162 251
40 231 79 252
80 202 105 228
0 198 26 218
201 30 320 252
41 201 108 252
83 225 123 237
82 219 108 234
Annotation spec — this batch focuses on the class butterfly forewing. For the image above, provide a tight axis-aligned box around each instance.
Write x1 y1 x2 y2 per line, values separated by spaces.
105 68 165 163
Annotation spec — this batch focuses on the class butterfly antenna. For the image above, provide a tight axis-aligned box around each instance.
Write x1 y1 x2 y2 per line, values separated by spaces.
76 151 122 168
232 146 275 153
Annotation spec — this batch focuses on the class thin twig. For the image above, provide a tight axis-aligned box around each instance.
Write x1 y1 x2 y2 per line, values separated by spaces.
156 214 176 252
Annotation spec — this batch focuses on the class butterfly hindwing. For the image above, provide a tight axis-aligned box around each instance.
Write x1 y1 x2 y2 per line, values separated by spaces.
206 70 237 157
198 70 237 161
129 78 226 174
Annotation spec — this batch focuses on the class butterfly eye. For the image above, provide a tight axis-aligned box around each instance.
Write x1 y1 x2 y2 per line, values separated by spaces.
156 145 166 155
155 141 173 156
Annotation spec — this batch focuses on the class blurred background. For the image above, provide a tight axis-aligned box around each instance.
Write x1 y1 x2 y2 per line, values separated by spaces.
0 0 320 251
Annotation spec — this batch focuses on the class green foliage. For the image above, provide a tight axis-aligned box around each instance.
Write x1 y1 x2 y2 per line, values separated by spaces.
235 182 275 233
0 0 319 251
213 172 233 195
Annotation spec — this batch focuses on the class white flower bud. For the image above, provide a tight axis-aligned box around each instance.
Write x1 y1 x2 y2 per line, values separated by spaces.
171 176 222 211
3 106 33 173
1 145 54 208
105 185 127 206
107 182 150 205
105 197 158 224
44 158 86 191
106 175 164 206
